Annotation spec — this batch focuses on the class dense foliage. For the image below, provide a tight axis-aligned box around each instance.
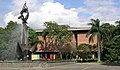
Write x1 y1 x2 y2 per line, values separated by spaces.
42 21 73 59
87 19 120 63
28 27 37 45
0 19 120 62
101 23 120 63
0 21 21 60
86 19 102 62
0 21 36 60
77 44 92 60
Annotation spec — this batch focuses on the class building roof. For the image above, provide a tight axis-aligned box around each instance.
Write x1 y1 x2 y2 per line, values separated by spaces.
35 29 44 32
68 27 91 31
35 27 91 32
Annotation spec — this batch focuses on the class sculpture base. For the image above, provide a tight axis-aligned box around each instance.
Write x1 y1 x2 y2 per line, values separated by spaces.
16 42 32 61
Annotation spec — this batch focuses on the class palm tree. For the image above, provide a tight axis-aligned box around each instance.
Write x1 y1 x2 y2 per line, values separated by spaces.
101 23 120 62
86 18 102 62
115 20 120 25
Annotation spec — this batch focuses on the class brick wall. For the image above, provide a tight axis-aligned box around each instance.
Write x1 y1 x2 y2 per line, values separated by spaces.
37 33 97 50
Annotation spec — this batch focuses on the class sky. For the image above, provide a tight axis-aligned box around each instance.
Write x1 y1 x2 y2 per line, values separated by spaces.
0 0 120 29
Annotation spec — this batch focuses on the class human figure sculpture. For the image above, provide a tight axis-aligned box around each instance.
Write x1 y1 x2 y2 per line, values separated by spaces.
18 2 29 45
18 2 29 23
17 2 31 60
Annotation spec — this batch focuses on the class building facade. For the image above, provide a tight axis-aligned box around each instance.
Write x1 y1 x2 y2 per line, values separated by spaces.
32 27 97 60
35 27 97 51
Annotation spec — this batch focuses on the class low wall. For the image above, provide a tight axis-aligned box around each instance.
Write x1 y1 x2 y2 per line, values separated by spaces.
0 60 76 68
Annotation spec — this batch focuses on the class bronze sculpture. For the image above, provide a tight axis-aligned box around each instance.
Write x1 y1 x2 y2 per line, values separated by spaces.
18 2 29 24
18 2 29 45
17 2 30 60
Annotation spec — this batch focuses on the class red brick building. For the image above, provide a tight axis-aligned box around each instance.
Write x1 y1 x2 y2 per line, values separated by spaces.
35 27 97 50
31 27 97 60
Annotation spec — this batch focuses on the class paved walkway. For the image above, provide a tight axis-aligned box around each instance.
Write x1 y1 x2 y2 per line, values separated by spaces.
0 63 120 70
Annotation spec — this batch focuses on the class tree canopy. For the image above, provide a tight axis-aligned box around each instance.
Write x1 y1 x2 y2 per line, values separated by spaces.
86 18 102 62
0 21 37 60
87 19 120 63
42 21 73 58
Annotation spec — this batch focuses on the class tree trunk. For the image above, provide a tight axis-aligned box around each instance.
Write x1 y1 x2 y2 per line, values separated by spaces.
97 34 101 62
44 39 46 51
70 55 71 60
66 55 67 59
60 52 62 59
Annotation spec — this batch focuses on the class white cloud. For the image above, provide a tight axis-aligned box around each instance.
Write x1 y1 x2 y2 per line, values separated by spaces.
4 12 21 24
4 0 120 29
77 0 120 25
4 0 82 29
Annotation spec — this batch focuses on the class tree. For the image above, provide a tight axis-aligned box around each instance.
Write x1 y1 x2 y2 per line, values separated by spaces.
42 21 59 51
101 23 120 63
77 44 92 60
0 27 8 60
77 44 90 51
28 27 37 45
42 21 73 59
0 21 21 60
0 21 37 60
0 27 5 41
86 18 102 62
61 43 72 59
